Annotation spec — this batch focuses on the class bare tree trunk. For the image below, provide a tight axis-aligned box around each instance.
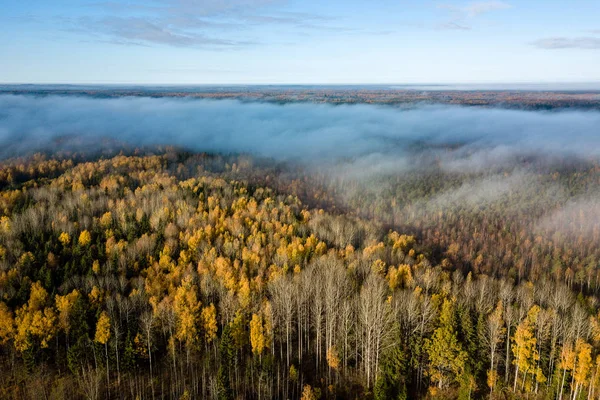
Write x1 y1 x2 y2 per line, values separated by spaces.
558 365 567 400
105 342 110 398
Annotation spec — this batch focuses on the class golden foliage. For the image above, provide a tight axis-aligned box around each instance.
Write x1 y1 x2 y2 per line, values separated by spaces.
301 385 318 400
201 303 218 343
78 230 91 247
173 276 201 347
0 302 15 345
326 346 340 370
55 289 80 334
14 282 57 351
249 313 266 356
94 311 111 345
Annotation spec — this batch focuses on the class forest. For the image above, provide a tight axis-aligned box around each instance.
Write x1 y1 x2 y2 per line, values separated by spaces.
0 146 599 400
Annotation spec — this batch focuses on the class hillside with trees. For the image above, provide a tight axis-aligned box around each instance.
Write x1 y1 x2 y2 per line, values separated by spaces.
0 150 599 400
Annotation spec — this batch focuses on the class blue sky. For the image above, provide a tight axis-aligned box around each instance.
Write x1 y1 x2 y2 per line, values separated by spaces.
1 0 600 84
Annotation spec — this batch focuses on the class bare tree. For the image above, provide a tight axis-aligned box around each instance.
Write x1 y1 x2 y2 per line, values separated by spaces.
483 301 505 396
358 273 395 388
140 310 156 399
77 366 103 400
269 275 295 367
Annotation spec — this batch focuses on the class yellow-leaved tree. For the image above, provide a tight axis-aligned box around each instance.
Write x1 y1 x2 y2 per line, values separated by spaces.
250 313 266 356
572 339 593 399
201 303 218 343
174 275 201 364
14 281 57 352
95 311 111 345
78 230 92 247
55 289 80 335
0 302 15 345
326 346 340 370
95 311 111 387
58 232 71 246
300 384 319 400
558 342 575 400
512 305 540 393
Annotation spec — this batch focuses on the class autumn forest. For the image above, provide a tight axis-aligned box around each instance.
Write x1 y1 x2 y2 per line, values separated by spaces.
0 135 597 400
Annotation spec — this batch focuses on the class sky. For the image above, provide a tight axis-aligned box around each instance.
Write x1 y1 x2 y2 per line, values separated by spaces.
1 0 600 84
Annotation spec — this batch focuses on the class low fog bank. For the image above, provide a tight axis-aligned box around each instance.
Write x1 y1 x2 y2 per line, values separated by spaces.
2 94 600 261
1 95 600 173
535 197 600 241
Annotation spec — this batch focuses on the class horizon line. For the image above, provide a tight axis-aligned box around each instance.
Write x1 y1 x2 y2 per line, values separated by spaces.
2 81 600 86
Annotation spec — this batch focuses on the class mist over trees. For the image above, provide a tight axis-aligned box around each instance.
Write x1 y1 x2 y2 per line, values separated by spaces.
1 95 600 399
2 95 600 166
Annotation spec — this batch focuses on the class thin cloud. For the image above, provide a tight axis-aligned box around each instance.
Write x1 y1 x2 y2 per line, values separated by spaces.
68 1 357 48
145 67 241 73
242 12 333 25
88 1 167 13
76 16 256 48
90 0 277 16
167 0 279 15
437 1 511 30
532 37 600 50
463 1 511 17
437 22 471 31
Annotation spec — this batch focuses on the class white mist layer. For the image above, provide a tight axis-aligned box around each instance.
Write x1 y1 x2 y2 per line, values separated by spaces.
1 95 600 171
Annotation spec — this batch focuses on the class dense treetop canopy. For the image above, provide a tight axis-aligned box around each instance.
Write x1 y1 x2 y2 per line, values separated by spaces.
0 150 599 399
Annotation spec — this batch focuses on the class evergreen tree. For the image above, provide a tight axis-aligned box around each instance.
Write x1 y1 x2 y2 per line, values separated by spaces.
218 325 234 400
424 298 468 389
374 346 407 400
